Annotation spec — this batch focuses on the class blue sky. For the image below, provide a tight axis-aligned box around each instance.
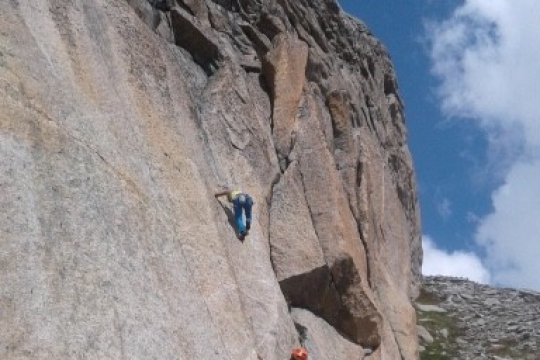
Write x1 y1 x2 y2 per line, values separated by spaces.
339 0 540 291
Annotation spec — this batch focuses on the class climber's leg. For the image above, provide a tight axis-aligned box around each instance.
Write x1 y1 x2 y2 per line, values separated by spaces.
233 197 245 234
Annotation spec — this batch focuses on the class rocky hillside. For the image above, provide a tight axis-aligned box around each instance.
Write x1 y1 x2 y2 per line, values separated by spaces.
0 0 421 359
416 276 540 360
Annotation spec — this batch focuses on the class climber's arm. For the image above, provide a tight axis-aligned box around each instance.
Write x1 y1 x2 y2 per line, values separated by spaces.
214 187 231 198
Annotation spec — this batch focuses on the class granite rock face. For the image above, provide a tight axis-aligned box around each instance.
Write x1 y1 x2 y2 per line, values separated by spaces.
0 0 421 359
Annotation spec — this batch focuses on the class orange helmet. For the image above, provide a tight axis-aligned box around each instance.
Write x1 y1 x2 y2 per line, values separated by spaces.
291 347 308 360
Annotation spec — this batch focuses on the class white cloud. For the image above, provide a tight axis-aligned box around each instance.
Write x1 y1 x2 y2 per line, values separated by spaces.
429 0 540 136
428 0 540 290
436 197 452 221
422 236 491 284
476 161 540 290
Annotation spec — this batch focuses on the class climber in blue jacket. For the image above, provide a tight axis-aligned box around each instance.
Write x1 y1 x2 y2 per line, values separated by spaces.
215 187 253 240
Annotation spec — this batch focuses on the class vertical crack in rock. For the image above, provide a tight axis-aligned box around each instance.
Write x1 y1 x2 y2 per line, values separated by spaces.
354 161 374 290
326 89 353 153
267 170 282 276
261 33 308 171
293 321 308 347
279 153 383 349
326 90 375 290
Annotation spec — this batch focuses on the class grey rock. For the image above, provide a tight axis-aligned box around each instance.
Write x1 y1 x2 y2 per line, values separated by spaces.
439 328 449 338
415 303 447 313
417 325 434 344
169 6 223 74
419 276 540 359
291 308 365 360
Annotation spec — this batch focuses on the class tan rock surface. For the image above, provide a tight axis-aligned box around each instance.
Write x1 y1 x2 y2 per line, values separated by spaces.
0 0 422 359
262 34 309 166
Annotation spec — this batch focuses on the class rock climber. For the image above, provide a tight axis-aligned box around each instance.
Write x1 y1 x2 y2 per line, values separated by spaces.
214 186 253 240
291 347 308 360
